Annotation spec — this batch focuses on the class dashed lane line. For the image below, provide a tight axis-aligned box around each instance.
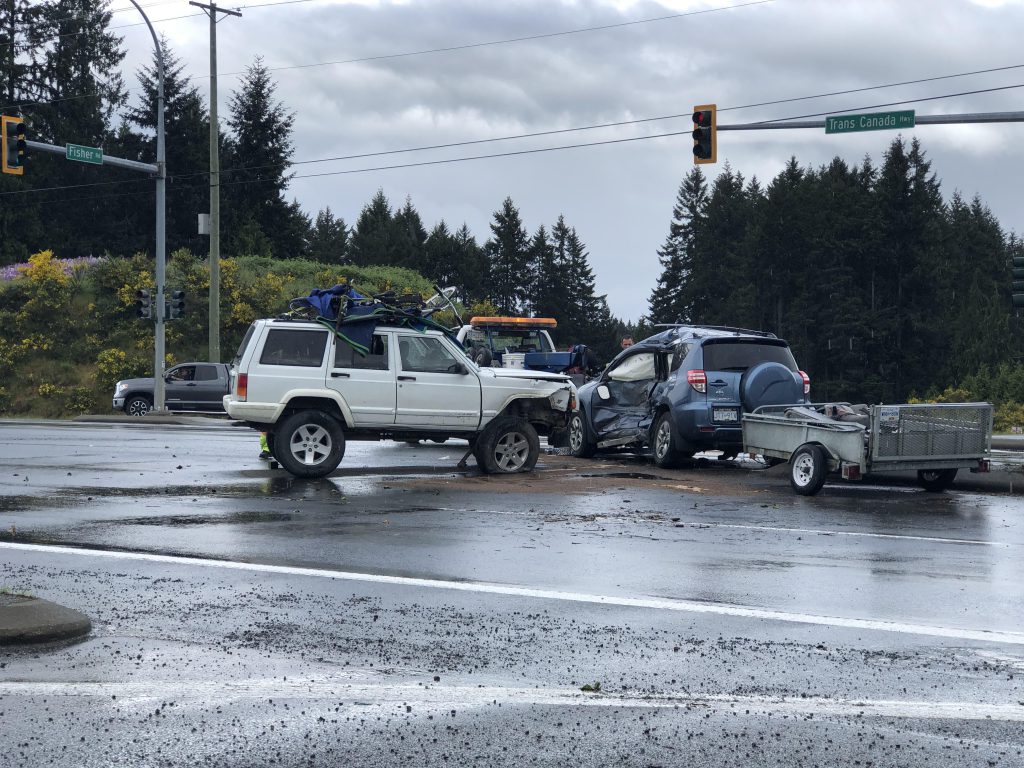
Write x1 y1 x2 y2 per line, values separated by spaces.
3 541 1023 646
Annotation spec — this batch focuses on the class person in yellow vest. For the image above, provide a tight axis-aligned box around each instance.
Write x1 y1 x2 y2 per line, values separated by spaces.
259 432 271 460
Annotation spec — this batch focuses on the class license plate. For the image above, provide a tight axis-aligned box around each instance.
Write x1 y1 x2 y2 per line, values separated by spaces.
713 407 739 423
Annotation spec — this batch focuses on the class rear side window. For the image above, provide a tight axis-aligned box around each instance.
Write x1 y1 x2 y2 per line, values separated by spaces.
259 329 328 367
335 334 389 370
194 365 219 381
701 341 797 372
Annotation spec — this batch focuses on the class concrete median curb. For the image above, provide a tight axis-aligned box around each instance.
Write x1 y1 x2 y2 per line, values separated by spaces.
0 594 92 645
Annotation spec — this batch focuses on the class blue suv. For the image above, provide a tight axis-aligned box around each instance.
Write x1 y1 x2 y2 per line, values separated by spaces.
569 325 810 466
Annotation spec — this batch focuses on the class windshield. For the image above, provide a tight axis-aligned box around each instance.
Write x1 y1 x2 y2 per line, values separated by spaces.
481 329 554 353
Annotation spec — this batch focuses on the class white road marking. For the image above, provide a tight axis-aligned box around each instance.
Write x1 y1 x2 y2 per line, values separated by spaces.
3 541 1023 646
674 521 1012 547
0 678 1021 721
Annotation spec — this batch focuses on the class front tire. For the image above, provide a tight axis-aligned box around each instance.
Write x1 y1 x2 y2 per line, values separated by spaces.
124 395 151 417
275 410 346 478
790 444 828 496
568 412 596 458
475 417 539 474
918 468 957 492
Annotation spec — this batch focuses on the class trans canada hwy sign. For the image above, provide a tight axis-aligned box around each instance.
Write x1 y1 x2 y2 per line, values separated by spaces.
825 110 916 134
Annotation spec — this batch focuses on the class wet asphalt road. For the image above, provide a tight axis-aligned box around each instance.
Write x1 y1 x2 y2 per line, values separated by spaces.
1 419 1023 767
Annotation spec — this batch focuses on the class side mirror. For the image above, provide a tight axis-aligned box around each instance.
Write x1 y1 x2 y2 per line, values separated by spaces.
455 363 469 375
596 384 611 401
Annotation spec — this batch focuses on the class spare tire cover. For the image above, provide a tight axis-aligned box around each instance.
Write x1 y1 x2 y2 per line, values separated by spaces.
741 362 803 411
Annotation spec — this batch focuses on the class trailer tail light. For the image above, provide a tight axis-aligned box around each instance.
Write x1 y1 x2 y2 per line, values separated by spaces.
687 369 707 393
799 370 811 395
973 459 990 474
236 372 248 400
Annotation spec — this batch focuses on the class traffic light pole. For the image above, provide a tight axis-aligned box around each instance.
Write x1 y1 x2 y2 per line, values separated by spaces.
716 111 1024 132
127 0 168 413
22 139 157 174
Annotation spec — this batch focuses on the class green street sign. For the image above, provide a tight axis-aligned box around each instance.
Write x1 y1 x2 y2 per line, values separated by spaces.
825 110 915 134
66 143 103 164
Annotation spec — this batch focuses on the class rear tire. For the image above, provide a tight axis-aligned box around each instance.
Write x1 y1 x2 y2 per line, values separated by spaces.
568 412 596 458
917 468 957 492
475 417 539 473
275 410 346 479
790 444 828 495
651 411 682 469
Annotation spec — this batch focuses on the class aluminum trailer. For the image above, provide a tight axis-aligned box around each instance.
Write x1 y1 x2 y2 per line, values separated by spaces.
742 402 992 495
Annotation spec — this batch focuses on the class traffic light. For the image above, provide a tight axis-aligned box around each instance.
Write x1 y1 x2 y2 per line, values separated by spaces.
136 289 152 319
168 290 186 319
1012 257 1024 308
692 104 717 165
1 115 26 176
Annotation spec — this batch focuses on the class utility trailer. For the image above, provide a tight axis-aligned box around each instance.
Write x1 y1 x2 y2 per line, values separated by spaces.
742 402 993 495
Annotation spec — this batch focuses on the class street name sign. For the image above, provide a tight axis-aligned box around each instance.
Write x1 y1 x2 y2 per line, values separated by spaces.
66 143 103 164
825 110 916 134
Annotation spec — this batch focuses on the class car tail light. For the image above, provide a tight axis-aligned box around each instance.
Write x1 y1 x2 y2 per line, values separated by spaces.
237 372 248 400
687 369 707 393
799 370 810 395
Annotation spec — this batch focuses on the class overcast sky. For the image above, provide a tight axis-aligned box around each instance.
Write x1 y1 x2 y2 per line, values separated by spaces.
115 0 1024 321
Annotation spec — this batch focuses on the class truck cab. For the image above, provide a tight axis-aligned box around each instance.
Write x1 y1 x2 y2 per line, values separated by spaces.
455 316 576 373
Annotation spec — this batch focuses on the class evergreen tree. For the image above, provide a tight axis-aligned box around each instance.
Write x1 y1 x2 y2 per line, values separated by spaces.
0 0 46 263
222 56 305 257
484 197 530 314
308 206 348 263
22 0 127 258
648 166 707 324
349 189 394 266
390 196 427 270
122 37 210 257
420 220 487 305
527 224 557 318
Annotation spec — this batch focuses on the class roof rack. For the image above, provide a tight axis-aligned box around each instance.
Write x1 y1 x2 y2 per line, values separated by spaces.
653 323 777 339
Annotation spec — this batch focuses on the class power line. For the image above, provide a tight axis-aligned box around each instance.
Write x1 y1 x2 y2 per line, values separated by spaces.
0 0 771 109
5 76 1024 200
758 82 1024 124
217 0 775 78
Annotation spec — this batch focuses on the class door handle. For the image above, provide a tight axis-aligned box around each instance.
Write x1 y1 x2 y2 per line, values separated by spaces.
398 375 416 381
331 372 350 378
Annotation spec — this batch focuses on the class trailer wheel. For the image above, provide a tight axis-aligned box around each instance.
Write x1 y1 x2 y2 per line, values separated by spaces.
790 444 828 496
917 468 957 492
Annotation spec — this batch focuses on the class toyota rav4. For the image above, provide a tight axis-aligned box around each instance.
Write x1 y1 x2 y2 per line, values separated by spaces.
569 325 810 466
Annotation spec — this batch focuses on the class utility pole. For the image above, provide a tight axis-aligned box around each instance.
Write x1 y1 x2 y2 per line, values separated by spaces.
190 1 241 364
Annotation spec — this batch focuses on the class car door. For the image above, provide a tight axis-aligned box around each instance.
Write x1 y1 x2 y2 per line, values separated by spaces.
589 351 657 441
327 332 397 426
395 334 481 428
164 364 197 410
190 364 225 411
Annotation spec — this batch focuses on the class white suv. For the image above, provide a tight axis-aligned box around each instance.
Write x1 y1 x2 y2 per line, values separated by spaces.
225 318 576 478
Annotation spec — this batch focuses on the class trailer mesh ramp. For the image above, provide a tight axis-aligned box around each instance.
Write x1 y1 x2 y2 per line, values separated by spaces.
870 404 992 461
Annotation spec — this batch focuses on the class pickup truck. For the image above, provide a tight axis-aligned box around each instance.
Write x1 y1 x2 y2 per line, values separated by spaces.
224 317 576 478
454 316 589 375
112 362 231 416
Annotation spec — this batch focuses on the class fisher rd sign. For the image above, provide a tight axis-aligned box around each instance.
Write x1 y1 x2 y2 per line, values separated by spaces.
825 110 916 135
66 143 103 165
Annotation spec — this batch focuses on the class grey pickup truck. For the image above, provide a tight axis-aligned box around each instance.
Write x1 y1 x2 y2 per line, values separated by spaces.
112 362 231 416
